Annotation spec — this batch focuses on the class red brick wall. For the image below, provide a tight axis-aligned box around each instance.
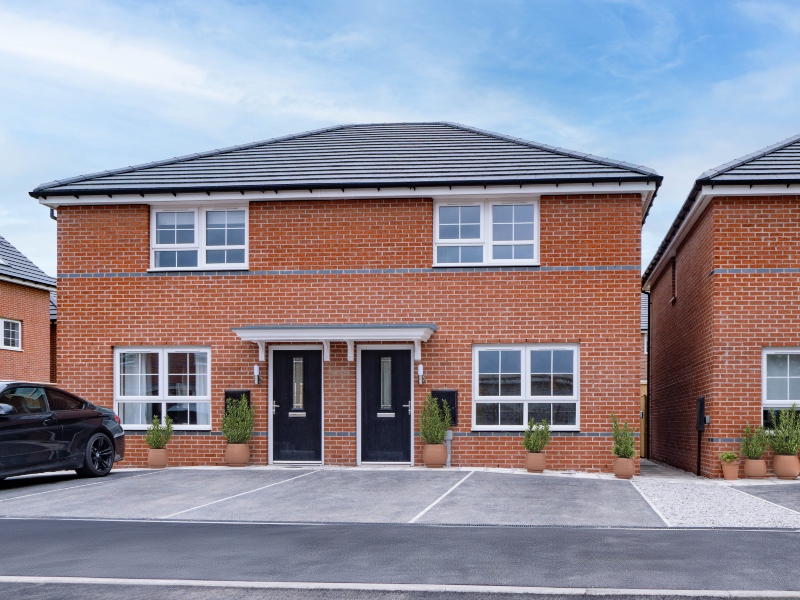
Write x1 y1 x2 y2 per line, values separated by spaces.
649 201 715 474
56 194 643 470
0 281 52 382
650 194 800 477
50 321 57 383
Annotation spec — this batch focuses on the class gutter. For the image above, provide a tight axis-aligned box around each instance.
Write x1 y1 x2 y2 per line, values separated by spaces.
0 274 57 292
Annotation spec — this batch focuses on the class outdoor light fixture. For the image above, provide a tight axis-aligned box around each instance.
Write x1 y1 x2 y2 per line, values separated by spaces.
254 364 262 385
417 363 425 385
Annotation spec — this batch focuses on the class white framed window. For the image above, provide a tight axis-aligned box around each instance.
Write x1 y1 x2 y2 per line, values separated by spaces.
434 199 539 266
150 206 248 270
114 346 211 430
1 318 21 350
472 344 579 431
762 348 800 426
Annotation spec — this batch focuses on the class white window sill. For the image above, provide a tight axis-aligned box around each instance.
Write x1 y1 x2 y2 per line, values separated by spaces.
122 426 213 432
0 346 22 352
471 426 581 433
147 266 249 272
433 262 540 268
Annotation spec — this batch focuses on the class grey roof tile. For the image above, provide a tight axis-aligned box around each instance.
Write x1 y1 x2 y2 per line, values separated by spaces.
31 122 661 197
0 235 56 288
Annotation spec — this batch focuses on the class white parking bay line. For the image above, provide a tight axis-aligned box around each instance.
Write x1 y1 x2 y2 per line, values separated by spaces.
161 470 319 519
0 471 163 504
409 471 474 524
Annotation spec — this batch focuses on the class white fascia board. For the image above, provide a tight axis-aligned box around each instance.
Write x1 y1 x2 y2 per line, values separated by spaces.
38 181 656 208
232 326 435 344
643 183 800 291
0 274 56 292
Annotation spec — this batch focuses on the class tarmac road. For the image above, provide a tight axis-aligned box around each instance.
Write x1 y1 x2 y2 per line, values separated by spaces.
0 518 799 593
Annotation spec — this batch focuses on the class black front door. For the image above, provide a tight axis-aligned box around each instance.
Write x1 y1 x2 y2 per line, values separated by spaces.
361 349 411 462
272 350 322 462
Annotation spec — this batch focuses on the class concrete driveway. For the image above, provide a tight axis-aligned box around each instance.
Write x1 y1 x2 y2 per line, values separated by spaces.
0 467 662 526
2 465 799 528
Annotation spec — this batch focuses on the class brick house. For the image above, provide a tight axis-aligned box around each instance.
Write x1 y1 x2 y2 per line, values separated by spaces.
643 133 800 478
640 292 649 458
30 123 660 469
0 234 57 382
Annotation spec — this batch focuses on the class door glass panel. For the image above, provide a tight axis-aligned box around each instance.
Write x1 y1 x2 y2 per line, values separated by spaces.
380 357 392 410
292 357 304 410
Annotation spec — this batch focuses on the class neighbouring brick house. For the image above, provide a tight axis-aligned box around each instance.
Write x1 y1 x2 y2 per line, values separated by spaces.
31 123 660 469
644 134 800 478
0 234 57 382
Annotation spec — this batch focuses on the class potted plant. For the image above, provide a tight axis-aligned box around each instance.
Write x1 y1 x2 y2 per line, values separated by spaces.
611 414 636 479
719 451 739 481
523 418 550 473
221 394 255 467
741 424 769 479
768 404 800 480
419 393 451 468
145 415 173 469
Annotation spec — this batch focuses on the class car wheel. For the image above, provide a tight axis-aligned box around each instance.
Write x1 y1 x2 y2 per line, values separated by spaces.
77 433 115 477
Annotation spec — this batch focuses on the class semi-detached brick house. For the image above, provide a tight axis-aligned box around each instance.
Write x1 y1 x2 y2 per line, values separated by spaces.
30 123 661 469
0 234 57 382
643 134 800 478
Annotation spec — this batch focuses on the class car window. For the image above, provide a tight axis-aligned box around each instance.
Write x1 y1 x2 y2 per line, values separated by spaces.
0 387 48 414
46 388 85 411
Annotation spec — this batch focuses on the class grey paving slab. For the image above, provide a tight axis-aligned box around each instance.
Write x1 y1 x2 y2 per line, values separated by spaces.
417 471 665 526
0 469 308 520
179 469 466 523
737 483 800 514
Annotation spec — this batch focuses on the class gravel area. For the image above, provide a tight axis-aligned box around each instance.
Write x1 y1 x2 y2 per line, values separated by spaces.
632 478 800 528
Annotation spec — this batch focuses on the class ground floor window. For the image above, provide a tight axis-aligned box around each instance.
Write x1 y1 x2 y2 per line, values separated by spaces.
763 348 800 427
114 346 211 430
1 318 21 350
472 344 579 431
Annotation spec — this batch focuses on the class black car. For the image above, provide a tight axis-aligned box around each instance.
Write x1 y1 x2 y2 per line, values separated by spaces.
0 381 125 480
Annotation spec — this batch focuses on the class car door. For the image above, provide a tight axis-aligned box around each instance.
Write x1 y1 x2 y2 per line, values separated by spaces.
45 388 95 461
0 387 63 469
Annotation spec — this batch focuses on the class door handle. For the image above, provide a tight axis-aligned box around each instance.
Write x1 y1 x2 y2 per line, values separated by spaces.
43 417 57 425
401 404 410 414
273 404 280 415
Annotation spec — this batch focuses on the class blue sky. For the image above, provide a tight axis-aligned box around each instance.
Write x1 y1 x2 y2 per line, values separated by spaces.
2 0 800 276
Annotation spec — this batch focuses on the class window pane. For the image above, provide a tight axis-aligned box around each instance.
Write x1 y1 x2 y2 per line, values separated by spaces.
790 378 800 401
227 249 245 264
206 211 226 226
227 210 245 226
479 374 500 396
553 403 577 426
176 251 197 268
513 244 534 259
460 246 483 262
500 374 521 396
528 403 551 424
206 250 226 264
514 205 534 222
767 354 788 377
4 387 47 413
493 223 513 241
493 245 513 260
156 212 175 227
166 403 190 425
176 212 194 227
193 402 211 425
437 246 459 263
553 374 574 396
439 225 459 239
460 224 480 239
155 251 176 268
500 350 521 374
553 350 574 374
119 402 161 425
176 229 194 244
157 230 176 244
3 321 20 348
47 389 84 410
120 353 159 397
439 206 459 225
493 205 513 223
767 378 788 401
380 357 391 410
227 228 245 246
514 224 534 241
168 352 207 397
293 357 305 410
530 350 551 374
531 374 552 396
461 206 480 224
500 403 523 425
790 355 800 377
475 403 499 425
479 350 500 374
206 229 226 246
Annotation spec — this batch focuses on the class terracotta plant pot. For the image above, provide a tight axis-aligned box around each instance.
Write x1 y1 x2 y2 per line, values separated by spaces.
773 455 800 480
147 448 168 469
721 460 739 481
613 457 635 479
525 452 546 473
744 458 767 479
225 443 250 467
422 443 447 468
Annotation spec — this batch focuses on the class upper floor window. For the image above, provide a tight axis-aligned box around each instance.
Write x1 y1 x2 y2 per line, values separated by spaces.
151 207 247 270
472 344 579 431
434 200 539 266
1 319 21 351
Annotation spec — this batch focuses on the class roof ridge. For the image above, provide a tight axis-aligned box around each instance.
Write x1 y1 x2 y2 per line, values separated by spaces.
32 123 355 193
438 122 661 177
697 132 800 182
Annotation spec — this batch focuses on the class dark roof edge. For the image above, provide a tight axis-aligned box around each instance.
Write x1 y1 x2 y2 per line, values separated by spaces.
439 122 663 179
31 124 353 194
32 175 660 199
698 133 800 181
